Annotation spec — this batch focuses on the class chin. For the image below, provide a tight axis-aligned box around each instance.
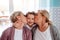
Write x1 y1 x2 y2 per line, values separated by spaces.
29 24 33 26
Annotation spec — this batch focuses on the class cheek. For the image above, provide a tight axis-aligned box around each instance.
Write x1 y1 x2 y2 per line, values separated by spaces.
39 17 42 20
36 17 40 21
27 19 30 22
42 17 46 21
34 19 37 22
34 16 38 21
31 20 34 23
14 23 18 27
35 17 42 23
34 18 38 23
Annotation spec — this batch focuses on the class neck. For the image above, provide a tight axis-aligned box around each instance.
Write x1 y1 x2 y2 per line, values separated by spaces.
38 22 48 32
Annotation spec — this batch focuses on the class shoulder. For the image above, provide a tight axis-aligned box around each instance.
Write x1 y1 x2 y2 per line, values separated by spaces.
50 24 58 31
4 27 12 32
23 26 31 32
2 27 13 35
23 26 32 37
50 24 58 33
50 24 60 40
23 26 32 35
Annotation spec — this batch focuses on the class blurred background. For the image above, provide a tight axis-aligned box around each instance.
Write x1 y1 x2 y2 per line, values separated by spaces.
0 0 60 37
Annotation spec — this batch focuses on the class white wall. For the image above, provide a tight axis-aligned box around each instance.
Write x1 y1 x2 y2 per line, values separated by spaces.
13 0 39 14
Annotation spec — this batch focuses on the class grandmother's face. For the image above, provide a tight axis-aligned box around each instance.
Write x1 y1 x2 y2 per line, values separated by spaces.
16 14 27 24
13 16 23 29
13 14 27 29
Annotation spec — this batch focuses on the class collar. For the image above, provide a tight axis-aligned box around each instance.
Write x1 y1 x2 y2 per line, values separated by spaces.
25 24 36 30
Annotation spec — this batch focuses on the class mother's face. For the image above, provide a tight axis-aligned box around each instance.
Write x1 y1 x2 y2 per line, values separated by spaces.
34 13 42 24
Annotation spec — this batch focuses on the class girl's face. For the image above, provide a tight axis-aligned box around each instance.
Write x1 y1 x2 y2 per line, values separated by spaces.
26 14 35 27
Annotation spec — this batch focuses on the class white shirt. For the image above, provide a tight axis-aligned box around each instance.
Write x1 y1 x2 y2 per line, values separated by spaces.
14 29 23 40
34 26 52 40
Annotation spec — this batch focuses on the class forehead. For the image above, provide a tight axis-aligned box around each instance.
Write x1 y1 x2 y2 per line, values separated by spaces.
26 14 34 19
